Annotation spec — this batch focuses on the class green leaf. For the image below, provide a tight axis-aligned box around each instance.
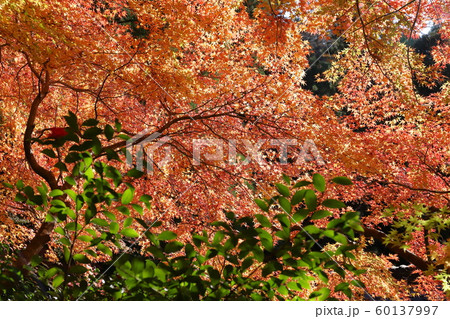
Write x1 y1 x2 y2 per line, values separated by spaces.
277 285 289 296
45 267 60 279
117 206 130 216
91 218 109 227
127 168 144 178
49 189 64 197
134 218 148 229
2 182 13 189
92 138 102 155
64 190 77 201
309 287 330 301
331 176 353 185
256 229 273 250
207 267 220 282
105 166 122 186
45 213 56 222
335 282 350 292
83 127 103 139
54 161 68 172
65 222 82 231
59 237 71 246
327 219 344 230
78 235 93 242
158 231 177 241
164 241 184 253
347 220 364 232
293 209 309 222
109 222 119 234
83 167 93 180
14 193 26 202
304 190 317 211
291 189 306 206
118 134 130 140
123 217 133 227
68 265 88 274
316 269 329 283
37 184 48 206
303 225 321 234
351 280 366 288
55 227 65 235
85 229 97 237
276 213 291 228
30 255 42 267
293 180 311 188
103 211 116 221
121 228 139 238
64 111 78 131
287 281 302 291
282 174 291 184
63 207 77 220
312 173 326 192
82 154 93 168
15 180 24 190
343 211 360 221
73 254 90 264
64 176 76 186
322 199 346 209
256 66 266 75
225 211 235 220
114 118 122 132
104 124 115 140
139 194 152 209
311 210 332 220
255 214 271 228
70 141 93 152
254 198 269 212
333 233 348 244
275 183 290 197
132 204 144 215
82 119 99 127
23 186 34 198
51 199 66 207
97 244 112 257
75 195 84 212
53 275 64 288
262 263 275 276
212 231 225 245
65 152 81 163
106 149 121 161
42 148 57 158
84 249 98 257
121 188 134 205
278 197 291 214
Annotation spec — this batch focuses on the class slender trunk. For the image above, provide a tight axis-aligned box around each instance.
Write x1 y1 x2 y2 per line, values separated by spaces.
16 67 57 268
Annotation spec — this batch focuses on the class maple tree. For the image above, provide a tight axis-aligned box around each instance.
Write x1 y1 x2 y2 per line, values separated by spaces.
0 0 448 300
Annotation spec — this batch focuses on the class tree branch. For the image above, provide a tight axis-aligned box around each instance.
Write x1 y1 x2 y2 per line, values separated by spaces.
363 226 431 271
287 224 432 271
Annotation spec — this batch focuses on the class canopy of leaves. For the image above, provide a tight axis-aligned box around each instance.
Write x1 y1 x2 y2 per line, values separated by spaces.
0 0 448 300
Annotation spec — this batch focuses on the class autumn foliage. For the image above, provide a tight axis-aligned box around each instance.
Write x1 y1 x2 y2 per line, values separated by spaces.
0 0 448 300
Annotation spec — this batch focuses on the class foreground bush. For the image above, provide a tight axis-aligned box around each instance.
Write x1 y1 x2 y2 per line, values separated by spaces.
1 115 365 300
